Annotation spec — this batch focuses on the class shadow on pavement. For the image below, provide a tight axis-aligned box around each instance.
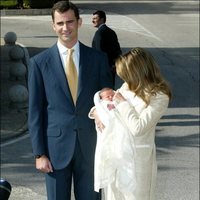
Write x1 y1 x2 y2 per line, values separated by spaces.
77 1 198 15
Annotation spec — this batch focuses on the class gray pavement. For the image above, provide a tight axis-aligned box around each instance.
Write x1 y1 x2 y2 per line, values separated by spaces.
0 1 199 200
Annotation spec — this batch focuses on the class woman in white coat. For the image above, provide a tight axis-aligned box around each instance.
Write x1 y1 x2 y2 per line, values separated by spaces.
93 47 172 200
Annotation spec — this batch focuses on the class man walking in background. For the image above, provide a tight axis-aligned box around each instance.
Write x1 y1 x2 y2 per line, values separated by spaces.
92 10 122 87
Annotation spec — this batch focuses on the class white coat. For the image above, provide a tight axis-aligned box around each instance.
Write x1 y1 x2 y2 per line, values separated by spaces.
89 83 169 200
112 83 169 200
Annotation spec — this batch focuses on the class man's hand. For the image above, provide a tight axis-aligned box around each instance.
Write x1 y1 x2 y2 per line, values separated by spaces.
36 155 53 173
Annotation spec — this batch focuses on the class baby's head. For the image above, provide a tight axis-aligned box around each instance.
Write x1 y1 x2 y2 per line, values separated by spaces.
99 88 115 101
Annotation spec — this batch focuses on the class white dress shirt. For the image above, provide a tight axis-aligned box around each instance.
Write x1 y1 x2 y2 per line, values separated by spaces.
57 40 80 75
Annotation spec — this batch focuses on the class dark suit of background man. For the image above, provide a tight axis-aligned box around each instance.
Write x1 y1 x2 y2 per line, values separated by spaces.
92 10 122 87
28 1 113 200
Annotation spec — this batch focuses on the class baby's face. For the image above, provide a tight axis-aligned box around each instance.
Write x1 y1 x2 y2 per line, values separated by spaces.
100 89 115 101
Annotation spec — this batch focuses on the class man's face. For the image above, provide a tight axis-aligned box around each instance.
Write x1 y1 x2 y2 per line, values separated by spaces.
92 14 103 28
52 9 82 47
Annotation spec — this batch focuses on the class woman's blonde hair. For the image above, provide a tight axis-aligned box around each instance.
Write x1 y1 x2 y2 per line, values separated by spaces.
115 47 172 105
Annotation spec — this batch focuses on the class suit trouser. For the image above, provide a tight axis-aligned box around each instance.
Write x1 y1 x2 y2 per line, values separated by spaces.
45 137 101 200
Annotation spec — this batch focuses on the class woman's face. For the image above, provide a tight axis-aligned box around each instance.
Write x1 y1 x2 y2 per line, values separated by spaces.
52 9 82 48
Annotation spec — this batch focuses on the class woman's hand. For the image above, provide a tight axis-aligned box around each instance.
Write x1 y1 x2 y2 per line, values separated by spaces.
113 91 126 104
36 155 53 173
93 109 105 132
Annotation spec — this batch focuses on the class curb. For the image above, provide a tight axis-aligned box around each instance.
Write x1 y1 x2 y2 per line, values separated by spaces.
0 1 137 16
0 8 51 16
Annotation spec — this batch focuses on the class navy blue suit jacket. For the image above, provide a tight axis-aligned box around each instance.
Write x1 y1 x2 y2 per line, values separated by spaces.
92 24 121 67
28 42 113 170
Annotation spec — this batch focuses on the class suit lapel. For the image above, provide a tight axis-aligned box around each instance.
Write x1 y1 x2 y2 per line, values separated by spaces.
48 45 74 104
76 43 92 102
77 43 84 100
48 43 91 106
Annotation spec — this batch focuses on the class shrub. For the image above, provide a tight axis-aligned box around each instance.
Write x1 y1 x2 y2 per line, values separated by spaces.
0 0 56 9
0 0 18 9
29 0 54 8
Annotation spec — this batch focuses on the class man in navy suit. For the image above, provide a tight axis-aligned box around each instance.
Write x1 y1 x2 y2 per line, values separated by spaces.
92 10 122 87
28 1 113 200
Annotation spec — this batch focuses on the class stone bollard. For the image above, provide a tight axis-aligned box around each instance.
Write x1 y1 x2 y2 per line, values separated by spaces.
9 45 27 81
3 32 29 110
2 32 17 61
8 84 28 109
4 32 17 45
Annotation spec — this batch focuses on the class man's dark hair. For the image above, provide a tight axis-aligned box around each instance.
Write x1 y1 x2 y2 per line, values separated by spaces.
93 10 106 23
51 1 80 22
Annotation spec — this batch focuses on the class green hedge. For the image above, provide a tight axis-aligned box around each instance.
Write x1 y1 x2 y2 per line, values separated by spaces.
0 0 55 9
29 0 54 8
0 0 18 8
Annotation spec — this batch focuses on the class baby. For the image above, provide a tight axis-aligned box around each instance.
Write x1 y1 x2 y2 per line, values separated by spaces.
99 88 116 111
89 88 136 195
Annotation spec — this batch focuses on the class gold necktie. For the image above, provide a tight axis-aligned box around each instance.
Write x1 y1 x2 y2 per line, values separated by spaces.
65 49 78 104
